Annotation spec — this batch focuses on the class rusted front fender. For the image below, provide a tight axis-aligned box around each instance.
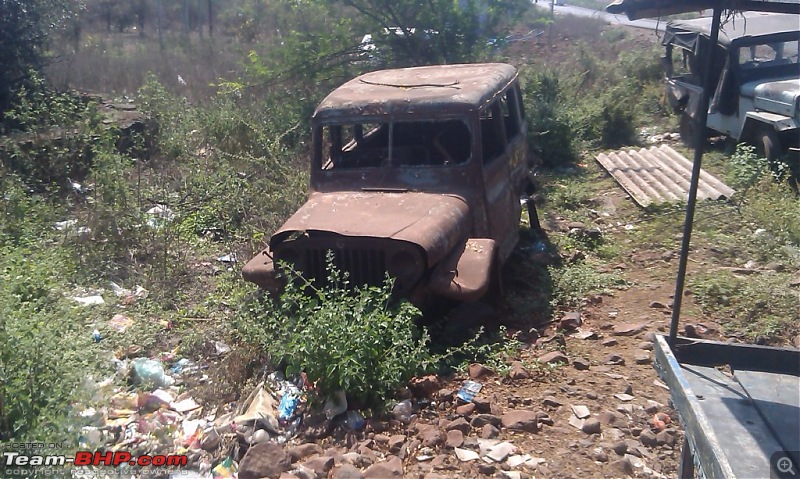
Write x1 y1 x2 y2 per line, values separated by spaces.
242 246 282 292
427 238 496 302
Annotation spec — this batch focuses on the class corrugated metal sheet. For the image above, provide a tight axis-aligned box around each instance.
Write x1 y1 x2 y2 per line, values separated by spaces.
596 145 735 207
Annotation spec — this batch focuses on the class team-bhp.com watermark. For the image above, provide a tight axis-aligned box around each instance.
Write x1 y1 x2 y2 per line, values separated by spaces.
3 443 189 477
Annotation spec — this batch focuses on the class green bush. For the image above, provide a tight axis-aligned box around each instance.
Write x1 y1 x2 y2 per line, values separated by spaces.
235 256 452 409
690 271 799 344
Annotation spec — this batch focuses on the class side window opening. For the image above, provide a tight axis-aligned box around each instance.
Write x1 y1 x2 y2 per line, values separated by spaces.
501 88 521 140
318 120 472 169
481 102 507 164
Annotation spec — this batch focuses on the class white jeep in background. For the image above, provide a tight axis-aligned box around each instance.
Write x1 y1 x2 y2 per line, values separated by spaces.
663 13 799 161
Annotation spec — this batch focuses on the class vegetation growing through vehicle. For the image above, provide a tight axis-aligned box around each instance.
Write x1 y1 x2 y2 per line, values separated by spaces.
1 0 797 448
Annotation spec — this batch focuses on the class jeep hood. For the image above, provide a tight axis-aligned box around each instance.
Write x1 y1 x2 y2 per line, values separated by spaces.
271 191 471 267
742 78 800 117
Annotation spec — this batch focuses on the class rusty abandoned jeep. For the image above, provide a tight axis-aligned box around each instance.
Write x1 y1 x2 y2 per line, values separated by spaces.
243 63 537 304
663 13 800 160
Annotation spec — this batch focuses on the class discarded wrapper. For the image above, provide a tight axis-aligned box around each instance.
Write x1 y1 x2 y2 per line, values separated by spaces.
457 380 483 402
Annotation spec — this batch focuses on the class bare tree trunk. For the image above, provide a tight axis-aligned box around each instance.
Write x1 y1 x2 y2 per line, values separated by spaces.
207 0 213 37
157 0 164 50
138 0 146 38
183 0 190 36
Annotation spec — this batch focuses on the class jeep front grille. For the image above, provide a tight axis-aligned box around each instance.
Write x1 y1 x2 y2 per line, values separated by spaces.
303 247 388 287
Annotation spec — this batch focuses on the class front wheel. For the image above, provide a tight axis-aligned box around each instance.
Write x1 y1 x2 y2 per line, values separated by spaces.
756 127 781 162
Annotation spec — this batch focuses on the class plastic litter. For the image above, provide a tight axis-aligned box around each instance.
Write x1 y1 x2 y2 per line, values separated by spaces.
278 386 301 422
323 390 348 420
146 205 175 228
91 329 103 342
108 314 134 333
211 457 237 479
457 380 483 402
234 383 280 433
132 358 175 388
216 253 237 263
392 399 414 423
73 295 105 306
343 410 365 430
213 340 231 356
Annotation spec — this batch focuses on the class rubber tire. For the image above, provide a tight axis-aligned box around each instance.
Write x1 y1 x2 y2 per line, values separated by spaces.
756 127 781 163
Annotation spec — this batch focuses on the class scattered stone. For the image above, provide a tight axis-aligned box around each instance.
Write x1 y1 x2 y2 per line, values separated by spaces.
408 375 441 398
289 444 323 463
472 396 491 413
508 361 530 380
301 456 335 478
601 338 618 347
623 384 633 395
471 414 502 428
644 400 662 414
586 391 598 400
613 441 628 456
653 379 670 390
538 351 568 365
656 430 676 447
456 402 476 416
576 329 599 340
364 456 403 478
535 411 554 426
437 388 455 402
334 464 365 479
634 352 651 365
605 354 626 366
571 405 591 419
639 429 658 447
454 447 480 462
446 429 464 448
469 363 494 379
477 463 496 475
573 358 591 371
793 334 800 349
614 393 635 402
610 457 635 477
568 416 585 430
649 301 668 309
486 442 517 462
598 410 623 426
612 323 647 336
543 396 562 407
388 435 406 454
239 442 292 479
480 424 500 439
637 341 654 351
582 418 602 435
417 425 444 447
593 449 609 463
559 311 582 330
445 417 471 435
501 411 539 432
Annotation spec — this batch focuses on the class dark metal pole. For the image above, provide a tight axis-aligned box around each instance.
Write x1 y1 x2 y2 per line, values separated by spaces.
668 6 723 348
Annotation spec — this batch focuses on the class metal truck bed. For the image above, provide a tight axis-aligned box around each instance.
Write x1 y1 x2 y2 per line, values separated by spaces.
653 335 800 478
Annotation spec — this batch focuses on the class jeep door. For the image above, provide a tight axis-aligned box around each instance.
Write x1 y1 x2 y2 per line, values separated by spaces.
479 85 526 262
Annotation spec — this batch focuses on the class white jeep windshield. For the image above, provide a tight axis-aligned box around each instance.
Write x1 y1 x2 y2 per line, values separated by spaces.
738 39 799 70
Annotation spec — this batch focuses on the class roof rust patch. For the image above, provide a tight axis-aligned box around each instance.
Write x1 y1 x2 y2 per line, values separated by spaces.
314 63 518 120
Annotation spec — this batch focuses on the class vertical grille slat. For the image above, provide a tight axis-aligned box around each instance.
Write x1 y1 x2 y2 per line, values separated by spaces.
279 239 395 290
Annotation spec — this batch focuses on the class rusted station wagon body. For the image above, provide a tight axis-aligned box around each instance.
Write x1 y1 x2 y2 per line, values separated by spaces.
243 63 536 304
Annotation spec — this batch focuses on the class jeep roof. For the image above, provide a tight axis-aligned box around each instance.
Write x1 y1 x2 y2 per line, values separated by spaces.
664 13 800 48
313 63 518 120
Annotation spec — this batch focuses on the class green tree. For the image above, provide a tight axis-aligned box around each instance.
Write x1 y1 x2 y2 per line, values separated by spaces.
0 0 80 120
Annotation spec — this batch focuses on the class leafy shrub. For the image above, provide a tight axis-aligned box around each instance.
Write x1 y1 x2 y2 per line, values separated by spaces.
690 271 799 344
234 256 438 409
549 261 626 309
523 69 578 167
1 73 104 191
